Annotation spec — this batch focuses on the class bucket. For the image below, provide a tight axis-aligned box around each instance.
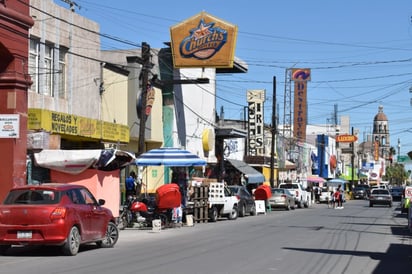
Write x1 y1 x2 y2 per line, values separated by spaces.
152 219 161 232
186 214 194 227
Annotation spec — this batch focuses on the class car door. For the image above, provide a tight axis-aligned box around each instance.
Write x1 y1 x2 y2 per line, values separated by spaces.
66 188 92 240
78 187 107 239
240 187 254 211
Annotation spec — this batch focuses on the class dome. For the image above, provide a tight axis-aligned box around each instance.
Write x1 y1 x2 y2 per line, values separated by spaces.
374 105 388 121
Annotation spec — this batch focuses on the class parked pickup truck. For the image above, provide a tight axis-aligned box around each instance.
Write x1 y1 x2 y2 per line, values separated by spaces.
208 182 240 222
279 182 310 208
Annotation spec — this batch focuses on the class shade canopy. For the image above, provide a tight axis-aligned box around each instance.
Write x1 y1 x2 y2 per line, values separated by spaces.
307 175 326 183
135 148 207 166
327 178 347 185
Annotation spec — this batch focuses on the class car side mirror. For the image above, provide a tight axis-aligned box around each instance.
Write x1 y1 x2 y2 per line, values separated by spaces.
98 199 105 206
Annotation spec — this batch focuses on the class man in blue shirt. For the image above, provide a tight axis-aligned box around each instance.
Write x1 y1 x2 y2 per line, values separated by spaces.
125 171 137 197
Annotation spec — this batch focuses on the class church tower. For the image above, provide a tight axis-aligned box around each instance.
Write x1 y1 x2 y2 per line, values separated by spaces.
372 105 390 161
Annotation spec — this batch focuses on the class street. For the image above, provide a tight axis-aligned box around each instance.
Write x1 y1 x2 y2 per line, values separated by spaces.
0 199 411 274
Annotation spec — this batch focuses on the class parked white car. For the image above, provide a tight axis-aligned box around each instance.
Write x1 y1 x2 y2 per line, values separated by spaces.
319 187 331 203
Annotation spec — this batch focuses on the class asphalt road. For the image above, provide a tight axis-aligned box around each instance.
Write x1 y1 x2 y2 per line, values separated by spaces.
1 199 411 274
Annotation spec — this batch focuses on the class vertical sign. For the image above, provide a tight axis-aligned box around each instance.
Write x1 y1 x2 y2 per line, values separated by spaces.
292 69 311 142
374 140 380 161
247 90 265 156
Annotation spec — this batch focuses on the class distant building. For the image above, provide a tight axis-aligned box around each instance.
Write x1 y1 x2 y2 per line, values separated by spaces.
372 105 390 161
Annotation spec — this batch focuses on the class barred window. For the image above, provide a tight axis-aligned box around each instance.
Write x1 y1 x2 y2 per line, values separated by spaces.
28 38 67 98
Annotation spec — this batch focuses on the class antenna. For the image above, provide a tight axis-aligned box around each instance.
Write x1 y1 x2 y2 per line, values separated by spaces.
60 0 81 12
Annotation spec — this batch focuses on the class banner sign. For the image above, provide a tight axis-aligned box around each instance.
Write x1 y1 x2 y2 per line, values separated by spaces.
292 69 310 142
247 90 265 156
170 11 238 68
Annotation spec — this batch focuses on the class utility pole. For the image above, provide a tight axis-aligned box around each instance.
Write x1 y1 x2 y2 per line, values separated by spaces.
137 42 151 156
270 76 277 187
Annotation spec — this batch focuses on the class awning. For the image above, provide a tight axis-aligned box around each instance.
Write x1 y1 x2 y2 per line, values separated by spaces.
34 149 136 174
226 158 265 184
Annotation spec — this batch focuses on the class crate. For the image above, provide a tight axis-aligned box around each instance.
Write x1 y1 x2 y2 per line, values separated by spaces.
192 186 209 223
208 182 225 203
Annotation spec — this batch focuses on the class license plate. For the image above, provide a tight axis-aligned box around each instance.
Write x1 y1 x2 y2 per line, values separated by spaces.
17 231 32 239
378 197 383 200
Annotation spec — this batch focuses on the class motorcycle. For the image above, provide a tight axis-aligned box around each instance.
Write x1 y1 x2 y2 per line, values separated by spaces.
117 196 170 230
117 183 182 230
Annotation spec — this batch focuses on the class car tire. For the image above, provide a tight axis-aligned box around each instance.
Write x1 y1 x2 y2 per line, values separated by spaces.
250 204 257 216
0 245 10 255
389 202 392 208
228 205 238 220
286 202 291 211
209 206 218 222
96 222 119 248
62 226 81 256
239 204 246 217
117 212 128 230
369 203 373 207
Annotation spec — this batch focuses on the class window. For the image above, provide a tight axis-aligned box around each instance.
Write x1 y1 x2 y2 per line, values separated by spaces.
29 39 40 93
44 44 52 96
57 48 67 98
28 38 66 98
79 188 98 205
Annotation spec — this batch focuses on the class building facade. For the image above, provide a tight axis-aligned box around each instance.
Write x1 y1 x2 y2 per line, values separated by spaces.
0 0 34 200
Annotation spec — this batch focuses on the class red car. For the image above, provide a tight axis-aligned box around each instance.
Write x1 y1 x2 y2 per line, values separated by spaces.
0 183 119 256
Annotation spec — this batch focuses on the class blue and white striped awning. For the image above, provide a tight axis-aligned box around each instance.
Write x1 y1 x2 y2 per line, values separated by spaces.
135 147 206 167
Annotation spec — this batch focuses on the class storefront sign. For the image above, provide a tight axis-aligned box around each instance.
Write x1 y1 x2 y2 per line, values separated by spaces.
28 109 129 143
0 114 19 138
336 134 358 143
170 11 237 68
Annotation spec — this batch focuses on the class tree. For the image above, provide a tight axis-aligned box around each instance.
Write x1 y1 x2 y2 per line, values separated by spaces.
383 162 408 185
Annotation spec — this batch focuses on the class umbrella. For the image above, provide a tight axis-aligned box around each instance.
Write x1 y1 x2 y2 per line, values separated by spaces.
307 175 325 183
327 178 347 184
135 147 206 166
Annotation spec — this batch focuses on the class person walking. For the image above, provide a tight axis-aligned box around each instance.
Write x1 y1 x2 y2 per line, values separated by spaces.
328 190 334 208
334 185 343 209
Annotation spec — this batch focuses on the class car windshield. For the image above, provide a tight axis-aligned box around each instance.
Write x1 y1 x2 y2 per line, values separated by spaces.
3 189 60 205
391 188 403 192
271 189 284 194
279 184 297 189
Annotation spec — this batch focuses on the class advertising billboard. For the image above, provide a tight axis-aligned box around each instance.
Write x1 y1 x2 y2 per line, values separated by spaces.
170 12 238 68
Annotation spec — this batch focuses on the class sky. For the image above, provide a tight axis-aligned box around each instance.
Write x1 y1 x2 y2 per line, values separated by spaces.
54 0 412 157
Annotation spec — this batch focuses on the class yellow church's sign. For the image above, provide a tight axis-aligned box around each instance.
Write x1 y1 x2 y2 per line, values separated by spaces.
28 108 129 143
170 12 238 68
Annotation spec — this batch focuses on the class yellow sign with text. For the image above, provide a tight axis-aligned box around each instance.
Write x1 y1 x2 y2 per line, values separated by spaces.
28 109 129 143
